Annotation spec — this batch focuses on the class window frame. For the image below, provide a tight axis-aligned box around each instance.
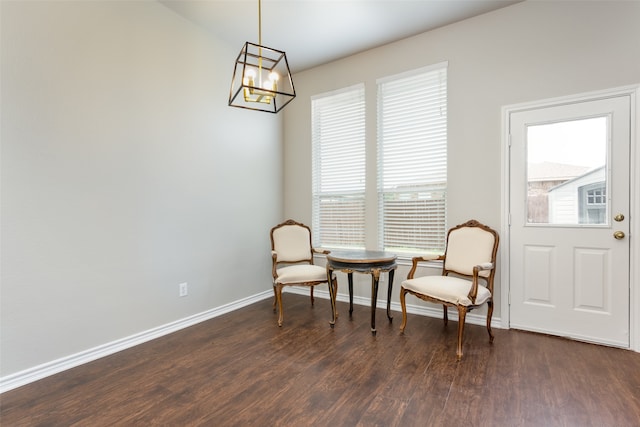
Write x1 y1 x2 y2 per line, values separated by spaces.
311 84 367 249
376 62 448 256
311 62 448 257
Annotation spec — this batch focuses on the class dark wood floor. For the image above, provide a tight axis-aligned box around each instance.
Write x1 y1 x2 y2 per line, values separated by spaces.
2 294 640 426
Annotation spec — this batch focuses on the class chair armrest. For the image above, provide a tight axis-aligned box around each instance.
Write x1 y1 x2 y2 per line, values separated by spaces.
271 251 278 279
312 248 331 255
468 263 494 303
474 262 494 273
414 254 443 262
407 254 444 279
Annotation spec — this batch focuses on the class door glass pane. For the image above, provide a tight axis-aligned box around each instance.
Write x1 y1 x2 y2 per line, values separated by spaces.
526 117 608 225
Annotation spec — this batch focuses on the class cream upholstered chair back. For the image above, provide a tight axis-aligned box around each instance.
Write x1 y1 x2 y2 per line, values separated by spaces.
444 223 497 278
271 222 313 263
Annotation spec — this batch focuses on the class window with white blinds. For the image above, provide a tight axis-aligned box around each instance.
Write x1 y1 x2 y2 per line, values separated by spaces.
312 84 366 248
377 63 448 254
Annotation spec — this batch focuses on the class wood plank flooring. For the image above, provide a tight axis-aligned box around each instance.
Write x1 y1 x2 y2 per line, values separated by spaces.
2 294 640 426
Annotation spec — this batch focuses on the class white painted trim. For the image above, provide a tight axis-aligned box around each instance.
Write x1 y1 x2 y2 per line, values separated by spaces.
630 86 640 352
376 60 448 84
287 287 503 329
501 84 640 352
501 85 640 114
500 102 512 330
0 291 273 394
1 286 502 394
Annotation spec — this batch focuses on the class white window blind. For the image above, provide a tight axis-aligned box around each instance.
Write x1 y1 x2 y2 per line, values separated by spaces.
377 63 448 254
312 85 366 248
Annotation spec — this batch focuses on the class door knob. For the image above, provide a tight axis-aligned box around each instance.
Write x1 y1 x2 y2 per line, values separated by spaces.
614 214 625 222
613 231 625 240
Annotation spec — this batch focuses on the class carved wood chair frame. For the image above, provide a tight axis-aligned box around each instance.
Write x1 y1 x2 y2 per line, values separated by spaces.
270 219 336 326
400 219 500 359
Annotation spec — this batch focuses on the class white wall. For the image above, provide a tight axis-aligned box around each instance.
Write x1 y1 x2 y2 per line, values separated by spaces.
1 1 282 377
283 0 640 316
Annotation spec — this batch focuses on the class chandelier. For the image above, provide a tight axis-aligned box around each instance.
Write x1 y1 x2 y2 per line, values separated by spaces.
228 0 296 113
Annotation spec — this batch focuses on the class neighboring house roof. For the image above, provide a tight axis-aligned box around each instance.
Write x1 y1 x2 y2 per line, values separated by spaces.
548 165 606 192
528 161 592 182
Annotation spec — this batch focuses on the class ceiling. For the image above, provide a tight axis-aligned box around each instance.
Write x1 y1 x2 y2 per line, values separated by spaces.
160 0 522 73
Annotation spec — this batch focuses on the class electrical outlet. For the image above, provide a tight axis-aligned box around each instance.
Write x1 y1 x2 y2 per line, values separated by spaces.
179 282 188 297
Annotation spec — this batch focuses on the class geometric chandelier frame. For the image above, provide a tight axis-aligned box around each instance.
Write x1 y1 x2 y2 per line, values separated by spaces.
229 42 296 113
228 0 295 113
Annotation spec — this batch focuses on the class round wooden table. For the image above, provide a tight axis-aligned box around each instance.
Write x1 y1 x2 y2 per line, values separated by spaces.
326 250 397 335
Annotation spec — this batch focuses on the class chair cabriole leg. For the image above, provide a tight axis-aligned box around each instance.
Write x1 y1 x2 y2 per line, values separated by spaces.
272 285 277 312
443 305 448 325
276 284 284 327
456 307 466 360
487 299 495 343
400 287 408 332
310 286 315 306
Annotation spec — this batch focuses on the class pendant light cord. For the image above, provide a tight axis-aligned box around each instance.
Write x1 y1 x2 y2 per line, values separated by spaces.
258 0 262 46
258 0 263 83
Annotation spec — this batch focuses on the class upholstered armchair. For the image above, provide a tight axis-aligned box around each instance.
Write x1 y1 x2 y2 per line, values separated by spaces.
400 219 499 359
270 219 336 326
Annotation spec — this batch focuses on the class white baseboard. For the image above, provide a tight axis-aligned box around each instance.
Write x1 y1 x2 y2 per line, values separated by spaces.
286 286 503 329
1 287 502 394
0 291 273 394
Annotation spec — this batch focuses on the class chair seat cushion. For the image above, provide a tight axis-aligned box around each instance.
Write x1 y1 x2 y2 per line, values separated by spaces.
401 275 491 306
275 264 327 285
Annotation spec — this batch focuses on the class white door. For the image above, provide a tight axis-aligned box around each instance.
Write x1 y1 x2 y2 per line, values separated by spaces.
509 95 631 348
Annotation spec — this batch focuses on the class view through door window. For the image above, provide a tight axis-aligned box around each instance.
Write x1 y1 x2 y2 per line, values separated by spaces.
526 116 608 225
